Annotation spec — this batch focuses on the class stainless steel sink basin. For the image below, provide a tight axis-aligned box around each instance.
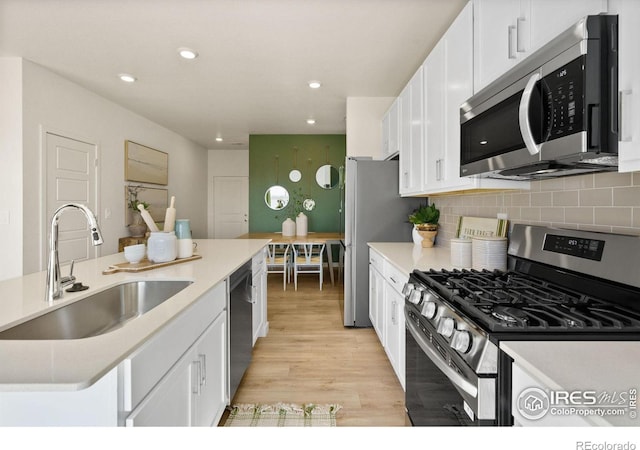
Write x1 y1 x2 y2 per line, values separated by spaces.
0 280 192 340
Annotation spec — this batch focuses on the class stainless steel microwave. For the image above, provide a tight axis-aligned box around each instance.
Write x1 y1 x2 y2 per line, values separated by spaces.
460 15 618 180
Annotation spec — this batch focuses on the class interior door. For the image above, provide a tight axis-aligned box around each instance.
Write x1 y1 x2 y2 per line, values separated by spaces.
213 176 248 238
45 133 99 267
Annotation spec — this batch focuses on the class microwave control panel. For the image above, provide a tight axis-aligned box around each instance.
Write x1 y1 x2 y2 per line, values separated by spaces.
542 56 585 141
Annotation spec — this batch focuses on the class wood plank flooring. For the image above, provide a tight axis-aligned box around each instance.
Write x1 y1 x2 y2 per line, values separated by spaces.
223 269 408 426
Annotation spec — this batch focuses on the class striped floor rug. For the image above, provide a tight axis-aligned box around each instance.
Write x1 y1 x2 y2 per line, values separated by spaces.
224 403 342 427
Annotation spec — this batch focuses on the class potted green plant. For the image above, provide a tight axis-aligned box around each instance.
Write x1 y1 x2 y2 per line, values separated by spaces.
127 185 150 237
408 203 440 247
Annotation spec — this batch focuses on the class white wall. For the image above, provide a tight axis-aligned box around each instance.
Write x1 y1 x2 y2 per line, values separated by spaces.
345 97 394 159
17 60 208 275
0 58 23 281
207 149 249 237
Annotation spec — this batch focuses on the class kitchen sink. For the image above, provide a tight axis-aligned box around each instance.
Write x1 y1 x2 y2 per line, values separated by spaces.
0 280 192 340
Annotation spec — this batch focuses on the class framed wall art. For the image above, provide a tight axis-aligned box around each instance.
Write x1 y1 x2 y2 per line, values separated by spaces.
125 185 168 226
125 140 168 185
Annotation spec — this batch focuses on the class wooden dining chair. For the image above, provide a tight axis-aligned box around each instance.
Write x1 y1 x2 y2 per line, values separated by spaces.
266 243 291 290
292 243 326 291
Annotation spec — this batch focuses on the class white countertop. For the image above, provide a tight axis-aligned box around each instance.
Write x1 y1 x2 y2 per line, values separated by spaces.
367 242 454 274
0 239 269 392
502 341 640 426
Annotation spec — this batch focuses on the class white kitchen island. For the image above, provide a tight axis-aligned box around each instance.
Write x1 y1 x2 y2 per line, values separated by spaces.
0 238 269 426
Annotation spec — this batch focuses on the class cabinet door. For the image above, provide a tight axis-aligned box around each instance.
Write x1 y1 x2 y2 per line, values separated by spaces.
441 2 474 190
399 67 424 195
423 40 445 190
125 350 194 426
384 283 405 390
529 0 608 51
611 0 640 172
368 264 385 344
473 0 527 93
193 312 227 427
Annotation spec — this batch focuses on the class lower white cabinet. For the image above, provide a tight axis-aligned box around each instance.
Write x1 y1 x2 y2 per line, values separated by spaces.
252 247 268 345
125 311 227 427
369 248 407 390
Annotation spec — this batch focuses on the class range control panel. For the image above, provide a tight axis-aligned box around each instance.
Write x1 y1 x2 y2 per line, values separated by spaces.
543 233 605 261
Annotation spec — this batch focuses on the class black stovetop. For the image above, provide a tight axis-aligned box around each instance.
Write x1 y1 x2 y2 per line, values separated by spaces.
412 268 640 334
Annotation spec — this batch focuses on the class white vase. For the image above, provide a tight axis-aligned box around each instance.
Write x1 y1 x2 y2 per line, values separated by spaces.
282 218 296 236
296 212 308 236
412 225 423 245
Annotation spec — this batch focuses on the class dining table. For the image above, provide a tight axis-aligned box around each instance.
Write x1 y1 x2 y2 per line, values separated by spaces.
236 232 344 285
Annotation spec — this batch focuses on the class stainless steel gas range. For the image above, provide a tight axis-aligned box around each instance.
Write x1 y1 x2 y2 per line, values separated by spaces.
403 224 640 426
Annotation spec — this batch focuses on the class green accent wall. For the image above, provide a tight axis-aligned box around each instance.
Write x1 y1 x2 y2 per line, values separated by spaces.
249 135 346 233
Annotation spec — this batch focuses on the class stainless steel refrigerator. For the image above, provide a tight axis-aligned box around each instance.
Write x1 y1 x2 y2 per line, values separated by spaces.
342 157 424 327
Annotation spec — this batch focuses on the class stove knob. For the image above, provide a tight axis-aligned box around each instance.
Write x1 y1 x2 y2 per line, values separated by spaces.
421 301 437 319
402 283 414 297
450 330 472 354
437 317 456 338
408 288 423 305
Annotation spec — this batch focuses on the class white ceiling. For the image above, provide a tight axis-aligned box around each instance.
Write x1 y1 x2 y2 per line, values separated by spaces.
0 0 467 149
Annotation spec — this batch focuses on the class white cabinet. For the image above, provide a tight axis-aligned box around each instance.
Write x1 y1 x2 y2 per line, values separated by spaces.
252 247 268 345
382 98 400 159
399 66 424 195
368 249 385 344
368 247 407 390
422 2 526 194
611 0 640 172
474 0 608 93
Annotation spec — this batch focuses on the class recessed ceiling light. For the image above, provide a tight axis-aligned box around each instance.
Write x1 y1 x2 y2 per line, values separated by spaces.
118 73 137 83
215 137 223 142
178 48 199 60
306 119 316 125
308 81 321 89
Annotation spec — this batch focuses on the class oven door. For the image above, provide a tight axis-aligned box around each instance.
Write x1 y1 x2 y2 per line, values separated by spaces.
405 307 496 426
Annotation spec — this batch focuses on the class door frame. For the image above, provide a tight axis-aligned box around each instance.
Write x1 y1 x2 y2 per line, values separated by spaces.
39 125 101 271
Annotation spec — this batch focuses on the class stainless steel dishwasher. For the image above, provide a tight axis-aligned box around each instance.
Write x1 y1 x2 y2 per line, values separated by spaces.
228 261 253 401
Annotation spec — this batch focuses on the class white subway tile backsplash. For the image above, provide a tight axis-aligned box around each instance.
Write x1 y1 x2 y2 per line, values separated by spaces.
431 172 640 247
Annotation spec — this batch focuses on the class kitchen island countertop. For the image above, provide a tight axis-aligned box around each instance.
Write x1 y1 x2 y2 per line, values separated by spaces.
0 239 269 391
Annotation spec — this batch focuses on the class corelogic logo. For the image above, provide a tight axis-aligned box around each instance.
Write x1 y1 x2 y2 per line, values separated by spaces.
517 387 550 420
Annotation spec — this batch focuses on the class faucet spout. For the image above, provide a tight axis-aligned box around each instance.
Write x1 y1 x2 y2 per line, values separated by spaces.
45 203 104 303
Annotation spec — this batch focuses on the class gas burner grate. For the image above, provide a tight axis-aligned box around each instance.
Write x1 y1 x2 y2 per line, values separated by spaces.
414 268 640 333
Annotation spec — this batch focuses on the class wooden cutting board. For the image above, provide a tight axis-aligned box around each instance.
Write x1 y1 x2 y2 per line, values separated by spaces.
102 254 202 275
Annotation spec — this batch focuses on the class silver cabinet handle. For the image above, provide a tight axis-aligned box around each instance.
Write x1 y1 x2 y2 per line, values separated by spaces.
508 25 516 59
199 354 206 386
519 72 542 155
619 90 633 142
516 17 526 53
192 360 201 395
391 300 396 325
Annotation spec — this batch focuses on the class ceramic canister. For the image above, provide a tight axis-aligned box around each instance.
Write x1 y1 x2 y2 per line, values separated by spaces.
450 238 472 268
147 231 177 263
175 219 191 239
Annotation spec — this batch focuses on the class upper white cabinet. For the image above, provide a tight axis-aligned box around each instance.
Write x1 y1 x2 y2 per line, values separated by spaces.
399 66 424 195
382 98 400 159
419 2 527 195
611 0 640 172
474 0 608 93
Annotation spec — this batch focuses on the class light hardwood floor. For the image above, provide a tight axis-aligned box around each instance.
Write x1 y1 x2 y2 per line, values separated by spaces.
223 268 408 426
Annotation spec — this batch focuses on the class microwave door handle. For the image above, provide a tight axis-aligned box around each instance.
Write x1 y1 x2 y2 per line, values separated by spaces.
518 72 542 156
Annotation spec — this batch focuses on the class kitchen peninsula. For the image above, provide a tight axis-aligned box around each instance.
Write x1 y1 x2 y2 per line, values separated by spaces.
0 238 269 426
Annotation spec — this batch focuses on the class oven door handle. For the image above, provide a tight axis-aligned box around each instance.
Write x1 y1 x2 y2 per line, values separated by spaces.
405 308 478 398
518 71 542 156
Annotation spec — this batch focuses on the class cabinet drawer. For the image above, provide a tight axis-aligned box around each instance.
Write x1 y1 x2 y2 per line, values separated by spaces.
252 247 266 274
385 262 409 295
121 281 227 412
369 248 384 274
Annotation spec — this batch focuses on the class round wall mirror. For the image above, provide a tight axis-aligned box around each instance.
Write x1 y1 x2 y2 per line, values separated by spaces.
315 165 339 189
289 169 302 183
264 185 289 210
